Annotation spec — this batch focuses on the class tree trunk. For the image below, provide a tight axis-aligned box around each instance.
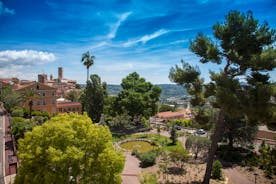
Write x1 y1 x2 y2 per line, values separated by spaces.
87 68 89 82
202 110 225 184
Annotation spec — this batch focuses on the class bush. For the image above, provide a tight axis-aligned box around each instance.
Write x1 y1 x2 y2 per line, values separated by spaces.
11 117 28 126
139 173 158 184
139 151 156 168
131 148 140 157
212 160 222 179
11 108 24 117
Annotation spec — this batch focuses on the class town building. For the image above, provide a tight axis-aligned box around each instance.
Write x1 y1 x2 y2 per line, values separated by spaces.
15 82 57 114
56 98 82 114
156 109 193 120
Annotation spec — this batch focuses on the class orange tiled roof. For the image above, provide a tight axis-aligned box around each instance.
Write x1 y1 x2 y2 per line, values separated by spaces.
157 109 191 119
56 101 81 107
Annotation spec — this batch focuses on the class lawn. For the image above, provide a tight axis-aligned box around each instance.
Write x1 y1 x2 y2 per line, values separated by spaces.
120 141 156 153
126 133 185 153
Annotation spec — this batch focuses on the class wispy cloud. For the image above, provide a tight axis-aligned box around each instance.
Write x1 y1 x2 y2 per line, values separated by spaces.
0 50 56 67
0 1 15 15
107 11 132 39
123 29 169 47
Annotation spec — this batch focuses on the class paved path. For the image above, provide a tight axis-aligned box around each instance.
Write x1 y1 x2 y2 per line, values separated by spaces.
121 153 141 184
223 167 254 184
0 106 5 184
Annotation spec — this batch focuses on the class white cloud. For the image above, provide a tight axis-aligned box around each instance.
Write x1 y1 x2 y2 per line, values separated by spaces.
0 50 56 67
107 11 132 39
0 1 15 15
123 29 169 47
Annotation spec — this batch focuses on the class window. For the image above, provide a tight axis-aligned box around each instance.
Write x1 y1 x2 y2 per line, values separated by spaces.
68 108 71 111
52 100 55 104
36 100 41 105
52 92 55 96
42 92 46 96
58 108 62 112
72 108 75 111
43 100 46 105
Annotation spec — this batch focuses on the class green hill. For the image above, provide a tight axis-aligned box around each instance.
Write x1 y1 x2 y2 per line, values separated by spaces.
107 84 187 98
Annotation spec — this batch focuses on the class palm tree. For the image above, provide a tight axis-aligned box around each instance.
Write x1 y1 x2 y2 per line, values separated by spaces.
81 51 95 81
23 88 39 118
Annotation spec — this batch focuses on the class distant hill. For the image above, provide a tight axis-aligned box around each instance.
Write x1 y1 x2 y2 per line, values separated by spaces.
156 84 187 99
107 84 187 99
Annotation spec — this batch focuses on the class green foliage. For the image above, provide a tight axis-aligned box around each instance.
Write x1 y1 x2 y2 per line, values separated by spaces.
139 151 156 168
139 173 158 184
169 147 190 169
65 90 80 102
15 113 125 184
259 141 276 177
0 87 22 112
22 88 40 118
170 123 177 145
107 112 134 131
170 10 276 183
81 51 95 81
11 117 33 141
169 119 192 127
114 72 161 121
83 74 107 123
185 135 211 160
223 115 258 148
212 160 222 179
11 108 24 117
159 104 175 112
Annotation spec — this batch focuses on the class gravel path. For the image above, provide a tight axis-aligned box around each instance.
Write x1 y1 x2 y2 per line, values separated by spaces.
223 167 254 184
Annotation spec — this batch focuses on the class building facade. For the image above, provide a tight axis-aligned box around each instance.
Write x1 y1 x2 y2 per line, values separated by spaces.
16 82 57 114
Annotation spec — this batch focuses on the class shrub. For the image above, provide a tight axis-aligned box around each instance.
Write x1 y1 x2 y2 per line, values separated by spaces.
131 148 140 157
12 108 24 117
212 160 222 179
11 117 28 126
139 151 156 168
139 173 158 184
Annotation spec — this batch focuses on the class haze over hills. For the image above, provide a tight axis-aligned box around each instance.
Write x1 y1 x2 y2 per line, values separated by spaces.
107 84 187 99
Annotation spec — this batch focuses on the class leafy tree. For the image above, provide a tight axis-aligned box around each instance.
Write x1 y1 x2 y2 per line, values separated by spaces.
115 72 161 122
83 75 107 123
0 86 22 112
185 135 211 160
11 117 33 141
169 147 190 169
22 88 40 118
65 90 80 102
15 113 125 184
81 51 95 81
159 104 175 112
107 111 134 131
170 123 177 145
223 116 258 149
170 11 275 184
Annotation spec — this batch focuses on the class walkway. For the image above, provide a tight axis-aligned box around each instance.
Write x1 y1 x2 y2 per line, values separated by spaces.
121 152 141 184
223 167 254 184
0 106 4 184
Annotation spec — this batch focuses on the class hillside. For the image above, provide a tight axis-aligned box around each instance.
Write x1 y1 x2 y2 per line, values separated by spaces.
107 84 187 98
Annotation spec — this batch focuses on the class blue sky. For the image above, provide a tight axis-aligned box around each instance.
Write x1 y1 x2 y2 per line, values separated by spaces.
0 0 275 84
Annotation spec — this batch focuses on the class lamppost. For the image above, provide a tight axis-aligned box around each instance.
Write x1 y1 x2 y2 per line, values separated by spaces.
254 173 258 184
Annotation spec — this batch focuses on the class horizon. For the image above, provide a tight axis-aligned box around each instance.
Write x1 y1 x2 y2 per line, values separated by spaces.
0 0 276 84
